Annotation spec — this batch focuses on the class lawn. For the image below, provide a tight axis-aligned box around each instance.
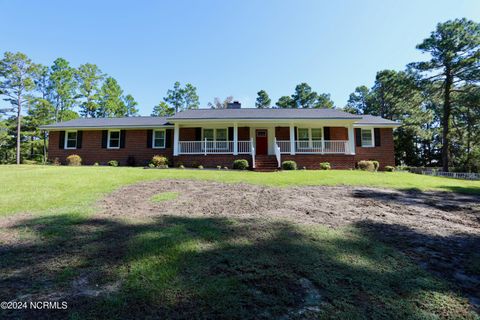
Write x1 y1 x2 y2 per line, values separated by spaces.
0 165 479 319
1 165 479 217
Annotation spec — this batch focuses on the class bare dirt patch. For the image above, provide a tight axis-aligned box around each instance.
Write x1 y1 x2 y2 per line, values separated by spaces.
98 180 480 308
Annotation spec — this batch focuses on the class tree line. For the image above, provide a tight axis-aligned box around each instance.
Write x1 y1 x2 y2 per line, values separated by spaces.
1 18 479 171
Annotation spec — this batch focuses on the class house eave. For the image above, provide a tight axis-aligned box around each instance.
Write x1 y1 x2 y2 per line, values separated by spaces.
39 124 174 131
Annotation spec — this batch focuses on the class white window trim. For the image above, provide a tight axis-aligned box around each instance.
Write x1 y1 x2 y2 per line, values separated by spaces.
296 127 324 148
107 130 121 149
152 129 166 149
202 128 229 142
64 130 78 149
361 128 375 148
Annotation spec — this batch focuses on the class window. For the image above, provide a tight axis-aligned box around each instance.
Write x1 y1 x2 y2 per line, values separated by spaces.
153 130 165 148
311 129 322 141
65 131 77 149
361 128 374 147
202 128 228 141
108 130 120 149
298 128 309 141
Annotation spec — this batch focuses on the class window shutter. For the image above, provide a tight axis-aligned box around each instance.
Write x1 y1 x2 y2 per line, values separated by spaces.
101 130 108 148
77 131 83 149
374 128 381 147
228 127 233 141
120 130 126 148
195 127 202 141
58 131 65 149
147 130 153 148
355 128 362 147
323 127 331 140
165 129 172 148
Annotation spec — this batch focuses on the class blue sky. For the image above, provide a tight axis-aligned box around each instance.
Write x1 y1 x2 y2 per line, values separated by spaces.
1 0 479 115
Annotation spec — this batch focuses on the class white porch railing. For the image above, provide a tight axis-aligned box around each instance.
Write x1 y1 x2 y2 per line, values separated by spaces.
178 140 252 155
274 138 281 168
276 140 349 154
250 138 255 168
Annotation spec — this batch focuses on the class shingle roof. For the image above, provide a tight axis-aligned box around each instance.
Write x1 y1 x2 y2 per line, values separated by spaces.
40 116 171 129
354 115 400 126
169 108 362 120
39 109 400 129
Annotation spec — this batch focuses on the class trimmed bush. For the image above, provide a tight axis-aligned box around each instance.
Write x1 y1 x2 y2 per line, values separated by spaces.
108 160 119 167
384 165 395 172
127 155 136 166
357 160 375 172
22 159 38 165
319 162 331 170
233 159 249 170
151 155 168 167
223 166 229 170
198 165 204 169
179 164 185 169
66 154 82 166
93 162 99 166
372 160 380 171
52 157 61 166
217 165 222 170
282 160 297 170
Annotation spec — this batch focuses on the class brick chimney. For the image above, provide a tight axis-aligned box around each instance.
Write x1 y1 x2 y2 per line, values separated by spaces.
226 101 241 109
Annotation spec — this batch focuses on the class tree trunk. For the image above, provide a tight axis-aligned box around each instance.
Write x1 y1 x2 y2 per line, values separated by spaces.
43 130 47 164
441 71 452 172
16 95 22 165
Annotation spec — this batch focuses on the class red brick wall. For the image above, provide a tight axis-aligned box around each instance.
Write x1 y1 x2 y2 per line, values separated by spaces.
275 127 290 140
48 130 173 166
281 154 356 169
174 154 253 168
330 127 348 140
354 128 395 168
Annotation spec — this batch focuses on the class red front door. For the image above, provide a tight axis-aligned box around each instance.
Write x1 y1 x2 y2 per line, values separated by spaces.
256 129 268 155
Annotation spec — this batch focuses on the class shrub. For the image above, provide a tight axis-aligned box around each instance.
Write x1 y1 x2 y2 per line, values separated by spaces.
179 164 185 169
302 166 307 170
233 159 249 170
217 165 222 170
127 155 136 166
223 166 229 170
319 162 331 170
93 162 99 166
282 160 297 170
372 160 380 171
357 160 375 172
384 165 395 172
108 160 119 167
151 155 168 167
66 154 82 166
52 157 61 166
198 165 204 169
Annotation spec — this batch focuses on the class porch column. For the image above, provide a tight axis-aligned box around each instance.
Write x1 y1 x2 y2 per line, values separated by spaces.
173 123 180 156
233 123 238 155
347 124 355 155
289 124 295 155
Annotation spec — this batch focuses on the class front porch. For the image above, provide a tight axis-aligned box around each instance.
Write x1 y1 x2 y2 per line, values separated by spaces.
172 123 357 169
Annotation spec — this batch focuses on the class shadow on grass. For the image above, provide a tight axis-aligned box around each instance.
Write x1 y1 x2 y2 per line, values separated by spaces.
0 214 477 319
438 185 480 195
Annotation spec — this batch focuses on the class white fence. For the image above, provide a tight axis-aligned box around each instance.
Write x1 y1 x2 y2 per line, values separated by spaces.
421 170 480 180
178 140 252 154
276 140 349 154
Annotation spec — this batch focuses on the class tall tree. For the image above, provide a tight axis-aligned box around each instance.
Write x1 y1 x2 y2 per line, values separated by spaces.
292 83 317 108
344 86 371 114
276 96 294 108
0 52 39 164
313 93 335 109
151 101 175 116
183 83 200 110
410 18 480 171
76 63 104 117
97 77 125 117
123 94 139 116
49 58 77 121
164 81 184 113
255 90 271 108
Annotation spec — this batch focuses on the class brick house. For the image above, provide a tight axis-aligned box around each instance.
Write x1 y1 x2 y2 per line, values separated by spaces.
41 102 399 171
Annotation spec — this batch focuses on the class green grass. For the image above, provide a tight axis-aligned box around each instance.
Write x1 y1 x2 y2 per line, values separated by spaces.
1 165 479 319
150 191 179 203
1 165 479 217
